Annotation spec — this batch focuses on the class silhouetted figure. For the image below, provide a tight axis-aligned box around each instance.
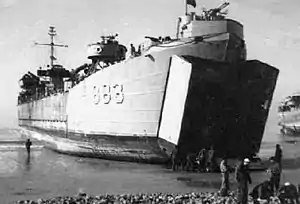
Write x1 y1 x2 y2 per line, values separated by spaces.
280 128 286 136
267 158 281 194
250 180 273 203
274 144 282 169
130 44 136 57
171 145 178 171
219 157 230 196
278 182 300 204
185 153 198 172
235 158 252 204
206 146 215 172
196 148 206 172
25 139 32 156
136 45 141 56
162 148 171 168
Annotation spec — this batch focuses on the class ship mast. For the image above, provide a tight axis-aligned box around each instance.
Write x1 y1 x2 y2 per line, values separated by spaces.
35 26 68 68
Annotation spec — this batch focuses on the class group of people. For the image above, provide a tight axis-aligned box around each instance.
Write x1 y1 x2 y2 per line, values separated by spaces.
130 36 173 58
170 146 217 172
170 144 297 204
218 157 252 203
219 144 286 204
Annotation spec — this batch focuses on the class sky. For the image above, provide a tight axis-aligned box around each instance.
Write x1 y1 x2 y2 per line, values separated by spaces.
0 0 300 136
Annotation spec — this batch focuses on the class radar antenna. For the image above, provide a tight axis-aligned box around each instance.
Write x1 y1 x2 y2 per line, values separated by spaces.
34 26 68 68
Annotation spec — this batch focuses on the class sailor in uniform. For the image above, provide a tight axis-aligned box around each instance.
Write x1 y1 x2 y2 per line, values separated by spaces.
235 158 252 204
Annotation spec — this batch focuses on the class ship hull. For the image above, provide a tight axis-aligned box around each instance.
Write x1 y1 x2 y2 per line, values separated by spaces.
18 36 279 163
19 56 279 163
20 126 169 163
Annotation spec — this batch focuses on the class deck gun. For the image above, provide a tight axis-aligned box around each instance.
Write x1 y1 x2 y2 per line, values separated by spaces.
204 1 229 20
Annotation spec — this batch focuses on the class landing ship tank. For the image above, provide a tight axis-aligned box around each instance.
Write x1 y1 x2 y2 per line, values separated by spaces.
18 2 279 164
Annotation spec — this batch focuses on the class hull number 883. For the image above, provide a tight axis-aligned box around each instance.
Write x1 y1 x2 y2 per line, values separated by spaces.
92 84 124 104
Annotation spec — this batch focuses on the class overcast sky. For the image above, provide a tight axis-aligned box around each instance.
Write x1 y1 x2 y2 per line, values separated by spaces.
0 0 300 135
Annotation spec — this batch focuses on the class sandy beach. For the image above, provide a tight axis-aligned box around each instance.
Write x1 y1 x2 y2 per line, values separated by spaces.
0 127 300 203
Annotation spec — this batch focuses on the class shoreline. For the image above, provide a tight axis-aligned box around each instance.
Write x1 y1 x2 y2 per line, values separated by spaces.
0 141 43 151
1 139 300 170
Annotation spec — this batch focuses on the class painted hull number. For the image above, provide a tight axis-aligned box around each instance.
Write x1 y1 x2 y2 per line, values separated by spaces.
93 84 124 104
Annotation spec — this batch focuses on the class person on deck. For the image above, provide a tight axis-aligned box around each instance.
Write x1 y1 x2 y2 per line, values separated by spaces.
136 45 141 56
130 44 136 57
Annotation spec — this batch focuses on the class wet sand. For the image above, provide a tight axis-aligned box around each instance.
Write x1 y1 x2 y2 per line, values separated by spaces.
1 147 300 203
0 128 300 203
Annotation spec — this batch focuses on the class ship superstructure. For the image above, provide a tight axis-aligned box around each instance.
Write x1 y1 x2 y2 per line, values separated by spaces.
278 93 300 136
18 2 279 163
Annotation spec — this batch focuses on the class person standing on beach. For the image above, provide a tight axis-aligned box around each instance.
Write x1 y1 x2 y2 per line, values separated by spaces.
235 158 252 204
206 146 215 172
219 157 230 196
25 138 32 156
171 145 178 171
267 158 281 194
197 148 206 172
274 144 282 169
